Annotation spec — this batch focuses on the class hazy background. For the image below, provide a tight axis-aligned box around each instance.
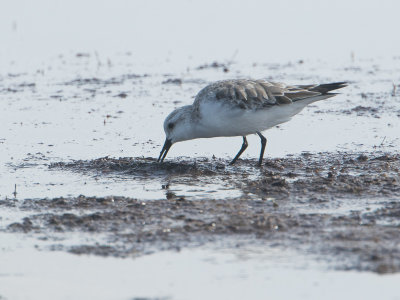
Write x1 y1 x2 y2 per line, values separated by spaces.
1 0 399 70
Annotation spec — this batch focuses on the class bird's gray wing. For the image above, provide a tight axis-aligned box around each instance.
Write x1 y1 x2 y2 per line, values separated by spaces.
193 79 327 110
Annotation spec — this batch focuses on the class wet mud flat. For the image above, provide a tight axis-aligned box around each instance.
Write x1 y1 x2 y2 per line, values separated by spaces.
2 151 400 274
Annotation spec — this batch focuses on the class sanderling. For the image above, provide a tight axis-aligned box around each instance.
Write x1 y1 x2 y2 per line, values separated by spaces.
158 79 347 166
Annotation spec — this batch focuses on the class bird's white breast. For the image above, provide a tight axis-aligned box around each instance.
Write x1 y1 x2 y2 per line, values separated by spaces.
195 99 313 138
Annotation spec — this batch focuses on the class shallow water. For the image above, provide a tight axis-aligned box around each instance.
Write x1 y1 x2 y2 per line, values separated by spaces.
1 55 399 200
1 237 400 300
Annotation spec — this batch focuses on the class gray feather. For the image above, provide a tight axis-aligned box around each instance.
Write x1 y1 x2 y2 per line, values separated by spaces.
193 79 347 110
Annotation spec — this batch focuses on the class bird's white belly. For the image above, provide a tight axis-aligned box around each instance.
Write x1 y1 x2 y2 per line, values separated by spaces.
197 101 310 138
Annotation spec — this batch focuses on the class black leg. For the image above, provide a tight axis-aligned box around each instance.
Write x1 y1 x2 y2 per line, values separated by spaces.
256 132 267 166
229 136 248 165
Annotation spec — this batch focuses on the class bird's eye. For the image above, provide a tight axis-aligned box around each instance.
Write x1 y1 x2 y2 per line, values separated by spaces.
168 123 174 129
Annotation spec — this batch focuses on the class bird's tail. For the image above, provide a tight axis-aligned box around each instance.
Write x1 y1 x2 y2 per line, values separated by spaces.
299 82 348 95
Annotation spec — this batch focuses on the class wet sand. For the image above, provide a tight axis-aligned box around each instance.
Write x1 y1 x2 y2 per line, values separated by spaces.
2 152 399 274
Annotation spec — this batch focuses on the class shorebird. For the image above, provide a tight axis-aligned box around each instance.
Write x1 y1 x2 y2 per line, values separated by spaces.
158 79 347 166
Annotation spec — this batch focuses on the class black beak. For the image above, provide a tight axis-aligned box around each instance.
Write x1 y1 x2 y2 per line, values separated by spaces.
157 138 172 162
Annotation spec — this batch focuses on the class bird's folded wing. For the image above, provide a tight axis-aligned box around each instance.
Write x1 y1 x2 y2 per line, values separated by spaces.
194 79 322 110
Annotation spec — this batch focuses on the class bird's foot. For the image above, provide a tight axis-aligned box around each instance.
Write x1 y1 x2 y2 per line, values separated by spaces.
228 159 237 165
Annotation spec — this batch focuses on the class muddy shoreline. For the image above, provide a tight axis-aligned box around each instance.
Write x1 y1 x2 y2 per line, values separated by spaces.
2 151 399 274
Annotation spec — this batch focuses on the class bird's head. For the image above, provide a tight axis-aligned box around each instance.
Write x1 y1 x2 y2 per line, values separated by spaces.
158 105 195 162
